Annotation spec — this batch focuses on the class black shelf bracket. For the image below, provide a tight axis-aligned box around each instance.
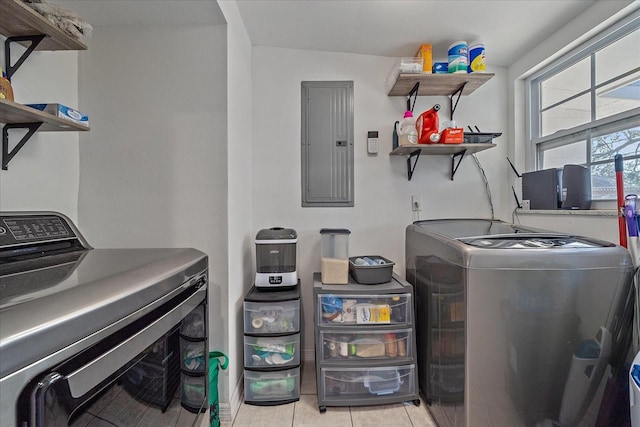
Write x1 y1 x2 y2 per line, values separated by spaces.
406 82 420 112
2 122 43 170
5 35 46 81
450 149 467 180
406 149 421 180
448 82 467 121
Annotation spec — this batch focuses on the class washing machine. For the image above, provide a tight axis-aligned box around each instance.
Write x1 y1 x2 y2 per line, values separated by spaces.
0 211 209 427
405 219 634 427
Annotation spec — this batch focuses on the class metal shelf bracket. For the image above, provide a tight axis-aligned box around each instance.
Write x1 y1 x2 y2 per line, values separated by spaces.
406 82 420 112
407 149 421 180
2 122 43 170
5 35 46 81
450 149 467 180
448 82 467 121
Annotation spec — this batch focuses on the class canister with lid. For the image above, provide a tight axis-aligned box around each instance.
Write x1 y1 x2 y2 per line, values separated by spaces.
320 228 351 285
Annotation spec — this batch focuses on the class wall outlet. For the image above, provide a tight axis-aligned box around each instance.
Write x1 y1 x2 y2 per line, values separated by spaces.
411 195 422 212
522 200 530 210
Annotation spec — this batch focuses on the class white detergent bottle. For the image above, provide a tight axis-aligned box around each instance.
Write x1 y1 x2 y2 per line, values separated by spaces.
398 111 418 146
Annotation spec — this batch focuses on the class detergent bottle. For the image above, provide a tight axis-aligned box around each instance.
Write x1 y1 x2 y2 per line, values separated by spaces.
0 68 14 101
398 111 418 146
416 104 441 144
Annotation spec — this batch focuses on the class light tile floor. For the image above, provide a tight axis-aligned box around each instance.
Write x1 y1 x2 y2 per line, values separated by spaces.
223 361 437 427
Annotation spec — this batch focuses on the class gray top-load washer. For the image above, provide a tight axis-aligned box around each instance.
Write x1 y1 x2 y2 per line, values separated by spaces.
405 219 634 427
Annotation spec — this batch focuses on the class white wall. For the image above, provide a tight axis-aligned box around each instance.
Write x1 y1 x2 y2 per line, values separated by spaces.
0 41 79 221
251 46 509 356
75 20 230 390
217 0 254 414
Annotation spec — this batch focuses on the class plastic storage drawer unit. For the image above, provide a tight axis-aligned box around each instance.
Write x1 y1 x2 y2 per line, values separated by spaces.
243 299 300 335
243 285 301 406
244 367 300 404
179 302 207 413
313 273 420 412
244 334 300 368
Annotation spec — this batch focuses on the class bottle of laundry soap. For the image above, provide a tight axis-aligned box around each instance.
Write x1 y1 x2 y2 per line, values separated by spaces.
0 69 14 102
416 104 441 144
398 111 418 146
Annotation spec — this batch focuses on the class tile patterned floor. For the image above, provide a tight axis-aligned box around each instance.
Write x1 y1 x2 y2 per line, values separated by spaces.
223 361 437 427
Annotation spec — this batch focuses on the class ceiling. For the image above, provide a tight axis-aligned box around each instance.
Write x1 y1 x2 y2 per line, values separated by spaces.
56 0 617 69
56 0 226 26
234 0 599 67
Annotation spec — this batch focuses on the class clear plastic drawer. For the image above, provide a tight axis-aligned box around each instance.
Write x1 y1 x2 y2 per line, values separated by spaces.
181 372 206 412
318 329 412 362
317 293 411 325
244 334 300 368
180 337 206 373
244 367 300 403
180 304 206 338
320 365 416 401
243 299 300 334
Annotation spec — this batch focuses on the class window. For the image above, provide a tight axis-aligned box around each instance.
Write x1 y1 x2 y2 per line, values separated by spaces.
528 12 640 201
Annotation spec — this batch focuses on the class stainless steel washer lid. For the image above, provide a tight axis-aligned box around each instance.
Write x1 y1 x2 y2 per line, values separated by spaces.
0 247 207 378
408 219 632 269
412 218 545 239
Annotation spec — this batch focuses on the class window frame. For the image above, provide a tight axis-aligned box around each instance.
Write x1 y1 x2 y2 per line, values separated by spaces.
526 10 640 202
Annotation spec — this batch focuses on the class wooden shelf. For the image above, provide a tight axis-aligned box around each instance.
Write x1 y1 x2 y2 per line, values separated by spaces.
0 98 89 131
0 0 87 51
390 143 496 181
390 143 495 156
388 73 494 97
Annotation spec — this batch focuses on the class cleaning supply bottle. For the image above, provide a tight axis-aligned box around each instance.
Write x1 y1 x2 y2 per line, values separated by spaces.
398 111 418 146
416 104 441 144
0 69 14 102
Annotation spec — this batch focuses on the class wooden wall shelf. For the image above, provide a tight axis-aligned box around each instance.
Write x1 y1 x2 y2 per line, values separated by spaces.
0 0 87 51
0 99 89 132
1 0 89 170
388 73 494 97
390 143 496 181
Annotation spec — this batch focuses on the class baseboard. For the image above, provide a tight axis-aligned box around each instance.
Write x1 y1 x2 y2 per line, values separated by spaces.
219 375 243 422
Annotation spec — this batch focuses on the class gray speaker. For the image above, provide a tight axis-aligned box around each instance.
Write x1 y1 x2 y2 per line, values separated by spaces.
522 168 562 210
562 164 591 209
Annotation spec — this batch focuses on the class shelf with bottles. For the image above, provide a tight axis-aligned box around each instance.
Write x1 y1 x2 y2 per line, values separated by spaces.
0 0 90 170
388 69 497 181
388 73 494 97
